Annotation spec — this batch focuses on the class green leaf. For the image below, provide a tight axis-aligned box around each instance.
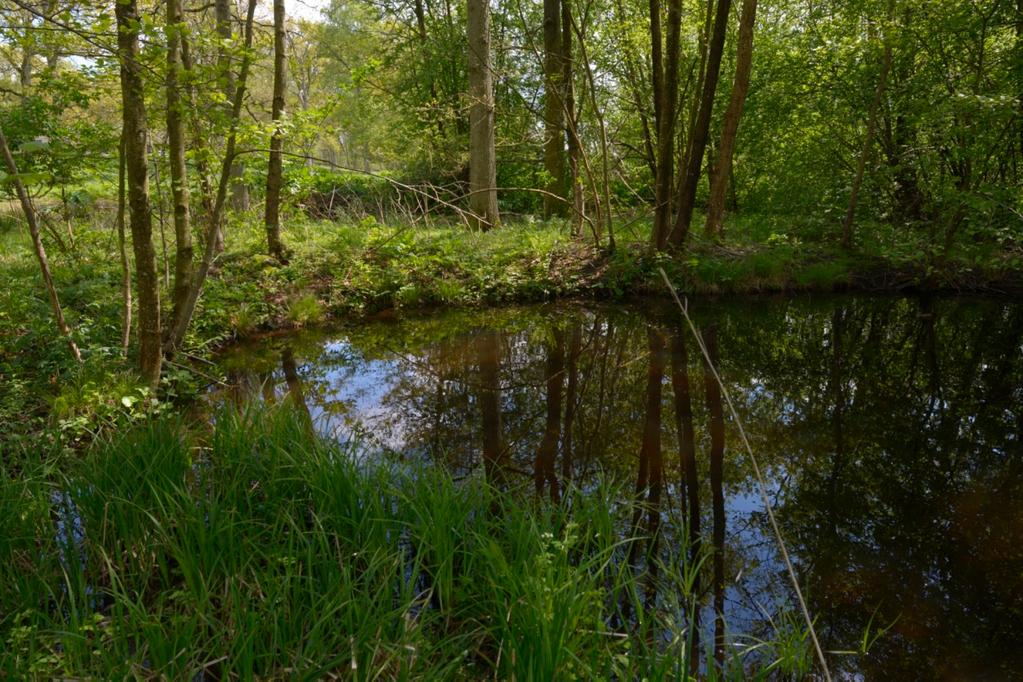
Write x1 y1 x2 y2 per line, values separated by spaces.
0 171 53 186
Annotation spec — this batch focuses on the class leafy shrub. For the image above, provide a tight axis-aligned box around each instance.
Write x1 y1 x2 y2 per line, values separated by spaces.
286 166 403 220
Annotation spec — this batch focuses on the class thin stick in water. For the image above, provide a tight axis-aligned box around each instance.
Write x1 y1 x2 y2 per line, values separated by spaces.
658 267 832 682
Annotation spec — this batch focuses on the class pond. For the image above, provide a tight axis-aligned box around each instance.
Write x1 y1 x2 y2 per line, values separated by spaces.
214 294 1023 679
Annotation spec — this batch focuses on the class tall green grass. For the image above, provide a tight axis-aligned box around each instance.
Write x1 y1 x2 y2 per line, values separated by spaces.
1 404 813 678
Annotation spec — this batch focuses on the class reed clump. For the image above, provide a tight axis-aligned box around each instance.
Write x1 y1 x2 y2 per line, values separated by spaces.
1 404 811 679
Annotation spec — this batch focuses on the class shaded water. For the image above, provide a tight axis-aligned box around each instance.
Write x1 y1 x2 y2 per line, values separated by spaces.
215 295 1023 679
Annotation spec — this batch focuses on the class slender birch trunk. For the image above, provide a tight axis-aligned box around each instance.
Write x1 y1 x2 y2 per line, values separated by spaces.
116 133 132 355
0 127 81 363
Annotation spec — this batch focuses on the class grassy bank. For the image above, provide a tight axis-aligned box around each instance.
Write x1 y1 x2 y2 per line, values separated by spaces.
2 211 1021 447
1 404 813 678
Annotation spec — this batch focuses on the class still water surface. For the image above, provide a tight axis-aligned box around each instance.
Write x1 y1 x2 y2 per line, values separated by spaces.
215 295 1023 679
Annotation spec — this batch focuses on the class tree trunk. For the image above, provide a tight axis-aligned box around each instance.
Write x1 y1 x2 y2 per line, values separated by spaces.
705 0 757 238
116 133 132 355
150 150 170 288
216 0 249 216
467 0 499 230
841 3 893 250
264 0 288 263
649 0 683 247
166 0 258 352
115 0 162 387
0 127 81 363
44 0 59 73
166 0 194 342
562 0 583 234
666 0 733 249
542 0 566 217
19 9 33 97
1017 0 1023 166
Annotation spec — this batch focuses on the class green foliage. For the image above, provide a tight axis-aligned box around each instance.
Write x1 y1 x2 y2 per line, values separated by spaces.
287 293 324 326
0 94 116 199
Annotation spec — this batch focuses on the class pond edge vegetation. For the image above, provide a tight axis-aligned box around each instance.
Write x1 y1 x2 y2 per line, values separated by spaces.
0 402 832 678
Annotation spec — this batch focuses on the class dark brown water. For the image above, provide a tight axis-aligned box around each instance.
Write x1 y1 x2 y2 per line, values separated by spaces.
215 295 1023 679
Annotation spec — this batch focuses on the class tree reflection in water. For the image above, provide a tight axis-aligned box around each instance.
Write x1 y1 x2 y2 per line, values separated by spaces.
216 296 1023 679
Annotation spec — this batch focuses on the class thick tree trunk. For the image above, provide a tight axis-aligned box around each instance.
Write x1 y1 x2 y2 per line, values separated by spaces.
264 0 288 263
842 6 893 250
166 0 258 352
665 0 733 249
116 133 132 355
649 0 682 247
115 0 162 387
542 0 566 217
705 0 757 238
166 0 194 342
467 0 499 230
0 127 81 363
562 0 583 234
